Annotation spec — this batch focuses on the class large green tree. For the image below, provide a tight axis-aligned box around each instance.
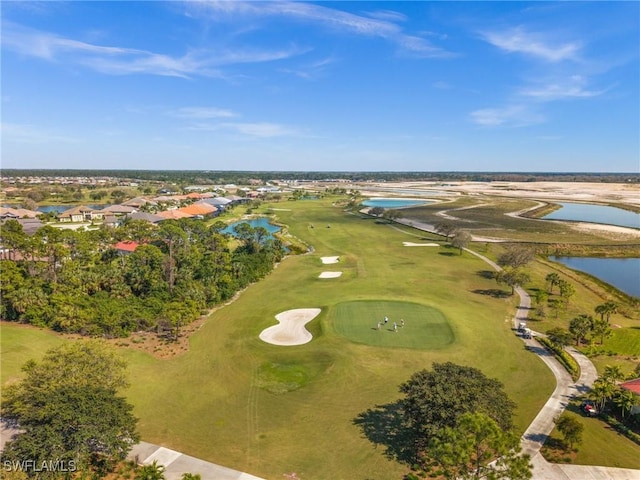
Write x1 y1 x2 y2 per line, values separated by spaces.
428 412 532 480
569 314 593 346
1 342 139 478
399 363 515 450
555 416 583 450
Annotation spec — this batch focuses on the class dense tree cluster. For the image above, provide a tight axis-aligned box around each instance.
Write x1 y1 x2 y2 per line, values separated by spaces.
0 218 285 338
399 363 530 479
1 342 139 478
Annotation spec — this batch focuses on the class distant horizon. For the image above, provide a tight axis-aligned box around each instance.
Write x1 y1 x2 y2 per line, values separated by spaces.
2 1 638 171
2 168 638 176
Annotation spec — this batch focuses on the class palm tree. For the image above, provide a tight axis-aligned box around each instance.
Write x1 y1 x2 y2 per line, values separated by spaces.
603 365 625 383
135 461 165 480
569 314 593 346
181 474 202 480
591 380 614 412
591 318 612 345
594 301 619 324
613 389 635 419
545 272 561 294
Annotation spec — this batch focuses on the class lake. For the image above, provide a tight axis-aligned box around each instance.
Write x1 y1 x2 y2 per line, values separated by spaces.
37 205 107 213
362 198 433 209
550 256 640 298
543 203 640 230
222 217 281 236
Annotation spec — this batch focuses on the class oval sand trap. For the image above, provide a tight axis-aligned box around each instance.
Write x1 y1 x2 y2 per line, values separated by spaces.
259 308 322 346
319 271 342 278
403 242 439 247
321 256 340 264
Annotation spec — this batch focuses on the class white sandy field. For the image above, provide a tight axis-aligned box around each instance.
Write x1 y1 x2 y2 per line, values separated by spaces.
319 271 342 278
321 256 340 264
259 308 322 346
403 242 439 247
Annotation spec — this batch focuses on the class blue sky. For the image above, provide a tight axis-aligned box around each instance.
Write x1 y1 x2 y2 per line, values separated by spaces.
2 1 638 172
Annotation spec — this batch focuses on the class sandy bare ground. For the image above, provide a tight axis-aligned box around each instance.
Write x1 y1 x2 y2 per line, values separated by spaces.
365 181 640 206
321 256 340 264
319 271 342 278
259 308 321 346
568 221 640 239
402 242 439 247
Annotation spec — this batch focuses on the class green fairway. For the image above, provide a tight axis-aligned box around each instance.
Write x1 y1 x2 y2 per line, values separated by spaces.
332 300 454 349
4 196 637 478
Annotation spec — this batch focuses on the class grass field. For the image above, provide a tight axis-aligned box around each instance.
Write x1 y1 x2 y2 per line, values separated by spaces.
332 300 454 349
1 196 638 478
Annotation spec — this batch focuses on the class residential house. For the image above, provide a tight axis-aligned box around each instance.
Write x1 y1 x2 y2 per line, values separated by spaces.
620 378 640 415
57 205 103 222
122 197 157 209
114 241 140 255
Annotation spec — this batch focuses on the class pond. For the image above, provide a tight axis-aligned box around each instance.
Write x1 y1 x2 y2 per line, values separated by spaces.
222 217 282 236
36 205 107 213
362 198 433 209
550 256 640 298
542 203 640 230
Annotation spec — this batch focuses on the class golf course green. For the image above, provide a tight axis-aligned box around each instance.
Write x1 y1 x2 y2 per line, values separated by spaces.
332 300 454 349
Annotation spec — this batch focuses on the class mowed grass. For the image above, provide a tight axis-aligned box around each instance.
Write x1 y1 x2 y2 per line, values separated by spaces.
5 197 637 478
332 300 454 349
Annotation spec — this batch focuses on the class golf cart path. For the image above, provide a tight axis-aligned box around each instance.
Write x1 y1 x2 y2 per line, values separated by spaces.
127 442 266 480
464 248 640 480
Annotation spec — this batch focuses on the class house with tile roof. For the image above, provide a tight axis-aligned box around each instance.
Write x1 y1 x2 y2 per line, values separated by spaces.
620 378 640 414
57 205 103 222
156 209 192 220
114 241 140 255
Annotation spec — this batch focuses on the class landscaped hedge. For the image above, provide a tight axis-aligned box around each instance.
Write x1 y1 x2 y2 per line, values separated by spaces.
537 337 580 381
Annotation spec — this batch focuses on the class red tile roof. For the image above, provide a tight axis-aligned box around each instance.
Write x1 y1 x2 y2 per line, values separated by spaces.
620 378 640 395
114 241 140 253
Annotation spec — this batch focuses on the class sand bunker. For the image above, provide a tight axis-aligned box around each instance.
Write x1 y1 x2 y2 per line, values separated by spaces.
403 242 439 247
319 271 343 278
321 256 340 264
259 308 321 346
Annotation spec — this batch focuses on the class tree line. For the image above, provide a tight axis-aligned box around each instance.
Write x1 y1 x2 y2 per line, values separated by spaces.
0 218 285 339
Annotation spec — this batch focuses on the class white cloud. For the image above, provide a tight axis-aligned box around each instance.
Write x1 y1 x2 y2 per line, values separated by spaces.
481 27 581 62
172 107 237 119
519 76 607 100
1 21 304 78
189 121 297 138
280 56 337 80
187 1 452 58
1 122 80 143
470 105 544 127
224 122 295 137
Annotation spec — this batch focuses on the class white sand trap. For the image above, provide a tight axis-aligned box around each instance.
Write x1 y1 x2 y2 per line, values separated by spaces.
321 256 340 264
259 308 321 346
403 242 440 247
319 271 343 278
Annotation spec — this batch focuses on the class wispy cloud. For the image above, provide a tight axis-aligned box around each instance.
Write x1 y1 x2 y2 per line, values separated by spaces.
172 107 237 119
280 56 337 80
519 75 607 100
187 1 452 58
189 121 297 138
1 21 304 78
481 26 581 62
470 104 544 127
1 122 80 143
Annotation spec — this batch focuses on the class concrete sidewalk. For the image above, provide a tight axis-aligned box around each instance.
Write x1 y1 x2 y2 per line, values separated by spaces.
128 442 266 480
